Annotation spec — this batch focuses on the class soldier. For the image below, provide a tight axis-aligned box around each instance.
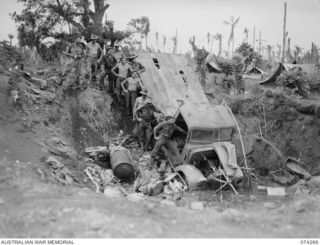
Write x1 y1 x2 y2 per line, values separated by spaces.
127 53 145 75
86 34 102 83
121 71 144 115
111 57 130 105
132 89 150 121
113 41 123 62
63 38 87 89
149 118 187 168
135 101 161 151
100 43 117 92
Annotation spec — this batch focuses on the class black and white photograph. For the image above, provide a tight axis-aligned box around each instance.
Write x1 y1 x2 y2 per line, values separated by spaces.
0 0 320 241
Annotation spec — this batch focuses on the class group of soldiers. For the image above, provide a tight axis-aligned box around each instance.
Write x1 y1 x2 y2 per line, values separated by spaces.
63 33 186 169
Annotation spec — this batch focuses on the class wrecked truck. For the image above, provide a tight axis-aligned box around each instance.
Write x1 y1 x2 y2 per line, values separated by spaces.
162 103 243 189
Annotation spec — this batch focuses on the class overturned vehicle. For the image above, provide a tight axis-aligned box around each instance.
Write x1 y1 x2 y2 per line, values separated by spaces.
162 103 243 190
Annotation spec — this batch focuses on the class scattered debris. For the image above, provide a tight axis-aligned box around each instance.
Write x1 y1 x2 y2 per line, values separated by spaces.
257 185 267 191
288 180 310 195
47 137 76 159
110 145 134 181
84 165 114 193
43 156 77 186
267 186 286 196
85 146 109 160
30 77 47 90
283 157 311 180
270 169 296 185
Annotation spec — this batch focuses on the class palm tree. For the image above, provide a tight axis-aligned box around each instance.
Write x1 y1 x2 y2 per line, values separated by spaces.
213 33 223 56
266 44 273 65
171 36 177 54
8 34 14 46
286 37 292 62
207 32 211 51
155 32 159 52
128 16 150 50
163 36 166 52
276 44 282 61
210 33 214 53
243 28 249 43
294 45 302 63
223 15 241 56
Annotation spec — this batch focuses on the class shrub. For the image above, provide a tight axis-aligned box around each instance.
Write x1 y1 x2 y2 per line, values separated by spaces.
276 67 311 97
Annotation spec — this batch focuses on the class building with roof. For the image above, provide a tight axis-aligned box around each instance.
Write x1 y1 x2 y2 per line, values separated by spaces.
206 62 222 74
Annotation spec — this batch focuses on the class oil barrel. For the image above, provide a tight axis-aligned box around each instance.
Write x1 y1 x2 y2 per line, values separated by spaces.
110 149 134 180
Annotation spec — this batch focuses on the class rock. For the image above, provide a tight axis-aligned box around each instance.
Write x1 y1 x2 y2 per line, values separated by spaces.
127 193 144 203
161 199 176 207
0 198 4 205
190 201 204 210
103 187 124 199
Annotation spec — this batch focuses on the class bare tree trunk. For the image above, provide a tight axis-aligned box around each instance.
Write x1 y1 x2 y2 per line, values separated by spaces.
253 26 256 51
281 2 287 62
258 31 261 54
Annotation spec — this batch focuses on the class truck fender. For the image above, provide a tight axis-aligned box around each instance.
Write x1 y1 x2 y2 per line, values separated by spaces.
175 164 207 190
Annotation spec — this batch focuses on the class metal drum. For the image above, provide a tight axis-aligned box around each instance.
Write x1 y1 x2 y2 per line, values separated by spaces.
110 149 134 180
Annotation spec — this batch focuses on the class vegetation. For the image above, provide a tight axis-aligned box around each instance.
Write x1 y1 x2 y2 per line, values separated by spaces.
223 16 240 55
11 0 133 61
276 67 311 97
189 36 209 88
128 16 150 50
0 41 23 67
235 42 262 73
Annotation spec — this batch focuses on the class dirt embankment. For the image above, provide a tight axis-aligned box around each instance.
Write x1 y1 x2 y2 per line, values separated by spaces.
2 63 320 238
226 90 320 175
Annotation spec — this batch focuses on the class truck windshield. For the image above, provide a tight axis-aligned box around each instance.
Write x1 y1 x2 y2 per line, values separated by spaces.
190 128 233 142
190 129 214 142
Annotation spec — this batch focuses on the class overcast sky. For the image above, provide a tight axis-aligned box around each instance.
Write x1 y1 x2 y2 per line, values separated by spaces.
1 0 319 54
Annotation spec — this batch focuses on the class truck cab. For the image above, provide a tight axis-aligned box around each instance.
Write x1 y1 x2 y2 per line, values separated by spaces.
165 103 243 188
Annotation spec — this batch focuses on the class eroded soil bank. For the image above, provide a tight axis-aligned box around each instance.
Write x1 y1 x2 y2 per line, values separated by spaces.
1 68 320 238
